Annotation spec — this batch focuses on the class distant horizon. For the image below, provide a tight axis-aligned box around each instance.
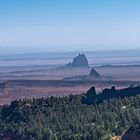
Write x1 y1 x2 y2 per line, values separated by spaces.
0 46 140 55
0 48 140 67
0 0 140 52
0 46 140 56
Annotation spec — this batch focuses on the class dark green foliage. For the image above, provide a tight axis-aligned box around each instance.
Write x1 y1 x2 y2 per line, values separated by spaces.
1 91 140 139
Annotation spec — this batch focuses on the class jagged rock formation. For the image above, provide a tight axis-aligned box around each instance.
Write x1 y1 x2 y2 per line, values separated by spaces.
64 67 100 81
122 125 140 140
64 68 100 81
66 53 89 68
89 68 100 78
82 85 140 105
82 87 97 105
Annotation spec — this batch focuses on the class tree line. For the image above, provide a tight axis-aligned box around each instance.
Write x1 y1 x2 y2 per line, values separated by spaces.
0 86 140 139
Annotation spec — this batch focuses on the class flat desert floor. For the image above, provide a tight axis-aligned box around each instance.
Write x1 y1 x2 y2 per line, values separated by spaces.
0 65 140 105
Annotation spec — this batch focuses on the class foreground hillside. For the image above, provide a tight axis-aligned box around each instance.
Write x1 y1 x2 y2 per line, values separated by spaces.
0 86 140 140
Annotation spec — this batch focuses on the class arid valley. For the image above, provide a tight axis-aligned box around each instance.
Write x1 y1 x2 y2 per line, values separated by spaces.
0 51 140 105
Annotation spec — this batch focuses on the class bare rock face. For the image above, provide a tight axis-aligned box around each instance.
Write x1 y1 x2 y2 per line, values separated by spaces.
66 53 89 67
89 68 100 78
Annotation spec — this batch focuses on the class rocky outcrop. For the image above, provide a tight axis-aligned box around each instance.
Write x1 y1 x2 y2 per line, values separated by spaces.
66 53 89 68
82 85 140 105
89 68 100 78
81 87 97 105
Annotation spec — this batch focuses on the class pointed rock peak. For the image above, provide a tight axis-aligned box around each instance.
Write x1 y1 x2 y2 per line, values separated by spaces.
66 53 89 67
78 53 85 56
89 68 100 78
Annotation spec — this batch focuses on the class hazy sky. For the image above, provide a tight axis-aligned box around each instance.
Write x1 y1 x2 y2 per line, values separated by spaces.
0 0 140 52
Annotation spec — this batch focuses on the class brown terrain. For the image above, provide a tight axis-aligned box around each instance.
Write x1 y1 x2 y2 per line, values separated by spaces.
0 53 140 105
0 65 140 105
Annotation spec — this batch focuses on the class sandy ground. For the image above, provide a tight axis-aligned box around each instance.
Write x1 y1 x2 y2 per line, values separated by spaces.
0 65 140 105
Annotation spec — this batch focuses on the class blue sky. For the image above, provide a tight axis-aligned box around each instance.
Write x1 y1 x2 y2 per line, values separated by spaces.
0 0 140 52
